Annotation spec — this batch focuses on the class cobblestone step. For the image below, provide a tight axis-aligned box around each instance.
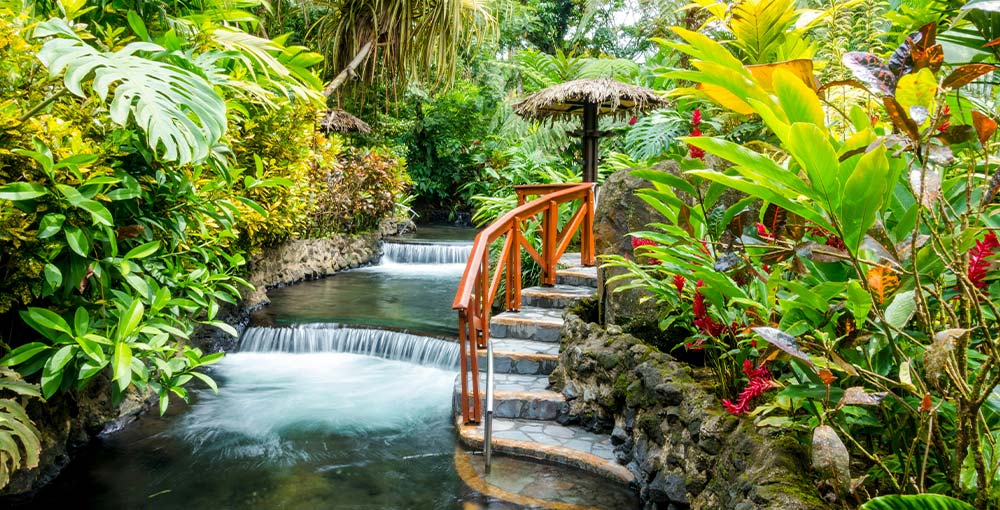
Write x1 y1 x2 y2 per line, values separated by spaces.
478 338 559 375
453 373 565 421
521 285 595 309
556 266 598 288
490 306 564 342
456 416 634 486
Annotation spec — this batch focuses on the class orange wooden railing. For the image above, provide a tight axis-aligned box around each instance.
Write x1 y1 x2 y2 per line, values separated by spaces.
452 183 596 424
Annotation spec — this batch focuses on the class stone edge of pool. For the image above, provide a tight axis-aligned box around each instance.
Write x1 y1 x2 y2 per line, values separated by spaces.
454 415 635 486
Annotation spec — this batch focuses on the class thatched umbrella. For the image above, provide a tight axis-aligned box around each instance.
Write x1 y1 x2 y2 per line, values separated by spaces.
513 78 668 182
319 108 371 134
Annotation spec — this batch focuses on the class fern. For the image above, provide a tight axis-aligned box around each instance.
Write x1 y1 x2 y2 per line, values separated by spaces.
624 109 689 161
34 18 227 165
0 368 41 491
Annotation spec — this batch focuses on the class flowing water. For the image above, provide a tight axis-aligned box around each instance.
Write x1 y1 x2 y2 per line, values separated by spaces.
15 225 638 509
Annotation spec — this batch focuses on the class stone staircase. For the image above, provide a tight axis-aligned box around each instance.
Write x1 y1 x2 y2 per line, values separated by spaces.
454 254 634 486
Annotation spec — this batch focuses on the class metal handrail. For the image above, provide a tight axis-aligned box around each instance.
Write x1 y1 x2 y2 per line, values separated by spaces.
452 182 596 428
484 338 494 474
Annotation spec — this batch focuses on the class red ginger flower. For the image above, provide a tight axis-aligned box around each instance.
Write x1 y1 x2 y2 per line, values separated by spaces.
688 108 705 159
938 105 951 133
631 237 661 265
968 231 999 289
723 360 777 415
693 280 728 337
673 274 686 297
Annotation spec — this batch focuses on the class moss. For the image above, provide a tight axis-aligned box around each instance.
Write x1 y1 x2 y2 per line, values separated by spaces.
613 372 630 400
567 296 600 324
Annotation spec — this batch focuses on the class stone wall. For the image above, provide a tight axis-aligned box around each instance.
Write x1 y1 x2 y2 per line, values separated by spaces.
550 308 831 510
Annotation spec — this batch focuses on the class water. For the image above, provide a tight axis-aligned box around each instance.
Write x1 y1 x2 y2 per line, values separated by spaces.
382 241 472 264
14 225 638 509
252 261 465 336
240 324 459 368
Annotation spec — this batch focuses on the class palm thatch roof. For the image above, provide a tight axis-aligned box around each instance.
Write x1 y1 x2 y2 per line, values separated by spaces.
513 78 668 121
319 108 371 134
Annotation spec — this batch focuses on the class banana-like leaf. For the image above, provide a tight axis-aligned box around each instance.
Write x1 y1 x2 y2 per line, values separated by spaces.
860 494 975 510
34 18 226 166
0 369 41 491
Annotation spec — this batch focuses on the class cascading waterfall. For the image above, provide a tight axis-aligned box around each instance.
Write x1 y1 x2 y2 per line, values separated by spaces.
382 240 472 264
240 323 459 369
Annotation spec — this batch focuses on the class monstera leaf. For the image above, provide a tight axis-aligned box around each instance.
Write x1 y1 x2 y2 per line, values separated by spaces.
34 18 227 165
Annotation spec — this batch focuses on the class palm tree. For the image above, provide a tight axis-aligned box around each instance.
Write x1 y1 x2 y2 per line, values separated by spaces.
306 0 497 98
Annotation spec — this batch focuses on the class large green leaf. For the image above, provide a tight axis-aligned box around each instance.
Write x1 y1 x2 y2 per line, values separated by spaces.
840 144 890 253
860 494 975 510
0 182 48 201
34 19 227 165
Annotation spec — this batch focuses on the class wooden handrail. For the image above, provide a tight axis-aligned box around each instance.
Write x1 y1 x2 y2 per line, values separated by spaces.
452 182 596 424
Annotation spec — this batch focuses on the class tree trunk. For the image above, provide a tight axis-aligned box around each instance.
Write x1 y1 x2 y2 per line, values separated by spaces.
323 40 374 98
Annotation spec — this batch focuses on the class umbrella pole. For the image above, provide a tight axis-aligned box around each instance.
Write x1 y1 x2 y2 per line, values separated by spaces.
582 102 598 183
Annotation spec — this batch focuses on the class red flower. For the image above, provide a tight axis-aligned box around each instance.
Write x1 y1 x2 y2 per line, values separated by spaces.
693 281 728 336
755 223 775 241
938 105 951 133
968 231 999 289
688 109 706 159
629 116 638 126
722 360 777 415
673 274 686 297
631 237 661 265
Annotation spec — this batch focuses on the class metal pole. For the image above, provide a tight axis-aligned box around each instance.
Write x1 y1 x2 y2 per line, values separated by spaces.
484 337 494 474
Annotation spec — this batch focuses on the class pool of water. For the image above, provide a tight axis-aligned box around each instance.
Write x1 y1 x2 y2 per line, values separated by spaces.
252 262 465 336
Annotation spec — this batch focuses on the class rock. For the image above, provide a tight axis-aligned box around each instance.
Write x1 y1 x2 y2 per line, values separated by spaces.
649 471 689 506
594 167 667 326
563 381 579 400
611 425 629 445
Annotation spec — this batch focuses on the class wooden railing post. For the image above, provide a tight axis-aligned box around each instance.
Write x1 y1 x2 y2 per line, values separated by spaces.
543 200 558 286
507 218 522 311
582 188 596 266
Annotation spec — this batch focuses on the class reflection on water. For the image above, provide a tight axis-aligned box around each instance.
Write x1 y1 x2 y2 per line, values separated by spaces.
252 262 465 336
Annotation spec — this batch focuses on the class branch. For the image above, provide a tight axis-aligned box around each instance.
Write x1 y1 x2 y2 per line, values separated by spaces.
323 40 374 98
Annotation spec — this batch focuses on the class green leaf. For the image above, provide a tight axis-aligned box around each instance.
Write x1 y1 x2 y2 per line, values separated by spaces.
859 494 975 510
117 300 144 340
76 199 113 226
73 307 89 336
786 123 840 212
773 68 825 127
126 10 150 41
0 182 48 201
43 263 62 291
44 345 76 374
190 371 218 394
40 367 63 398
124 241 160 259
112 342 132 392
35 18 227 165
0 343 50 366
885 290 917 330
25 307 72 336
38 213 65 238
840 144 890 253
846 280 871 324
200 320 238 338
64 226 90 257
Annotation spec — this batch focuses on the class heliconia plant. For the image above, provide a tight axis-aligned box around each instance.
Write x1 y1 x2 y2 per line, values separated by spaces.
605 17 1000 509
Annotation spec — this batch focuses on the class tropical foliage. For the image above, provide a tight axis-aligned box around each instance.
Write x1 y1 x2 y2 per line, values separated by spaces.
604 1 1000 507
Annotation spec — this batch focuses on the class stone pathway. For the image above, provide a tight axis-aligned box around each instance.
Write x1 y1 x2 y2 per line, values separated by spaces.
454 253 636 489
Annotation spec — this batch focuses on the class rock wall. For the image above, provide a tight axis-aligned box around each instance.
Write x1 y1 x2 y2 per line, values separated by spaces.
550 308 831 510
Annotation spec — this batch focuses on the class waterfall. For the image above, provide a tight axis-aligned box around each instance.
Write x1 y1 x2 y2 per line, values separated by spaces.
382 241 472 264
239 324 459 369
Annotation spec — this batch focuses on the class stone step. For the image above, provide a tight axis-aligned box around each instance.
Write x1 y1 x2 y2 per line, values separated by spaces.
453 373 565 421
456 416 634 486
478 338 559 375
556 266 598 288
521 285 595 309
490 306 564 342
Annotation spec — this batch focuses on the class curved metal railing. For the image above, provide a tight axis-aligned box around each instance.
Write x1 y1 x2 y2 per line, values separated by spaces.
452 182 596 427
